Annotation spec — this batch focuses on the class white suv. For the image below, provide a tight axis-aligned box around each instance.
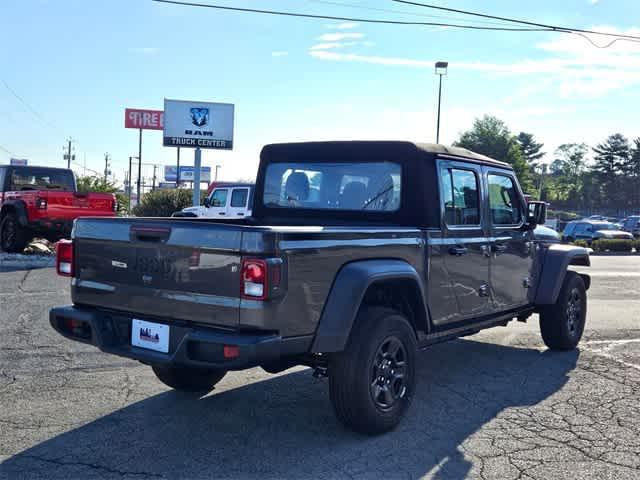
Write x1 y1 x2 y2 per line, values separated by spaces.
175 184 253 219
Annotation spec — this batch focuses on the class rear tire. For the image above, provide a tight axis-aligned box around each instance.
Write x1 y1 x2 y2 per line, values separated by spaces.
540 272 587 351
0 213 31 253
151 365 227 393
328 307 417 435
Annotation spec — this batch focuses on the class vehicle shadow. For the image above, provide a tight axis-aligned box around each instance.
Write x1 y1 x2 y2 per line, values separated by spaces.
2 338 578 480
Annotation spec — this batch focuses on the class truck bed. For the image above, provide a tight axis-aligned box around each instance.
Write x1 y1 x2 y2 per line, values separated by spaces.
71 216 423 336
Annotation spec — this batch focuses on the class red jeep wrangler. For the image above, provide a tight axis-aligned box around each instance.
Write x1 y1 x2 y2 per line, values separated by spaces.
0 165 116 252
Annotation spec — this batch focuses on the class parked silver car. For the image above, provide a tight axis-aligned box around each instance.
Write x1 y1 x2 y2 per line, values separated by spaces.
562 220 634 243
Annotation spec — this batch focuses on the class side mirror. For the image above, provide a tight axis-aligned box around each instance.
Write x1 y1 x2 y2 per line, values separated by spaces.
203 197 211 208
527 201 547 227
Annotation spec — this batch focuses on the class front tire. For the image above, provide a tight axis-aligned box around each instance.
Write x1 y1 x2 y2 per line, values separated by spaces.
151 365 226 393
540 272 587 351
0 213 31 253
328 307 417 435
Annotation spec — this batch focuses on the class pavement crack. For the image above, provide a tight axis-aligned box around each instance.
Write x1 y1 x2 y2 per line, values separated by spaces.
20 454 164 478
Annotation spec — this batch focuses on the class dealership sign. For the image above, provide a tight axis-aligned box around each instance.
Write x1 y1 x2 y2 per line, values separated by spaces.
164 165 211 183
163 99 234 150
125 108 164 130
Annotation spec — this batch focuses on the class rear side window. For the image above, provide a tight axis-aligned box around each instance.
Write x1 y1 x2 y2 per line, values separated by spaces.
441 168 480 226
0 168 5 191
209 189 228 207
488 174 522 225
263 162 401 212
230 188 248 208
10 168 75 191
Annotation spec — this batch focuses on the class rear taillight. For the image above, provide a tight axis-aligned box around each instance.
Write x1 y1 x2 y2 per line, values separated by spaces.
241 258 267 300
56 239 74 277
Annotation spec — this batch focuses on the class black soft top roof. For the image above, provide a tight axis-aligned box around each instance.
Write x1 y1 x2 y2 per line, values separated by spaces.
261 141 511 169
255 141 512 227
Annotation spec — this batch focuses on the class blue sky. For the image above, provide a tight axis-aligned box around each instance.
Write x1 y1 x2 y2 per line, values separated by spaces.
1 0 639 185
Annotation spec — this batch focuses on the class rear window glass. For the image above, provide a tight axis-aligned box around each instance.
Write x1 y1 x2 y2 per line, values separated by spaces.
263 162 401 212
10 168 75 191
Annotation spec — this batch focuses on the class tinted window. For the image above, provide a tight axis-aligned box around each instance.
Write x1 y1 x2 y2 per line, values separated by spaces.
230 188 248 208
574 223 589 235
488 174 522 225
209 189 228 207
564 223 576 235
441 168 480 226
0 168 5 190
263 162 401 212
10 168 75 191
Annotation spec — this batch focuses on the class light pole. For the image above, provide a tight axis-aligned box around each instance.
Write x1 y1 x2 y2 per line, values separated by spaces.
215 165 221 181
435 61 448 144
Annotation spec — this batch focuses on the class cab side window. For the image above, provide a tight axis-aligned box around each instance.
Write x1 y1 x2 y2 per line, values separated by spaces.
441 168 480 227
209 189 228 207
230 188 248 208
488 174 522 225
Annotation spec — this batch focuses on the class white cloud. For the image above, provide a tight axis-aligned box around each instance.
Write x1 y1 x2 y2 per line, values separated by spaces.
326 22 359 30
271 51 289 57
310 42 352 51
317 32 365 42
589 0 600 4
309 26 640 98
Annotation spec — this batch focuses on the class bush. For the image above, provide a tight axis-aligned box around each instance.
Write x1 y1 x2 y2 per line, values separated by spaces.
634 240 640 253
591 239 634 253
573 240 590 248
548 210 580 221
132 189 208 217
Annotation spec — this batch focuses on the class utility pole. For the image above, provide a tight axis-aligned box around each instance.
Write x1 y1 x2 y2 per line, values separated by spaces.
63 138 75 168
103 153 111 183
152 164 157 190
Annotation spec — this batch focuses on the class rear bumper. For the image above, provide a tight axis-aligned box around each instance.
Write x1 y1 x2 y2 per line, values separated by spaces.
50 305 312 370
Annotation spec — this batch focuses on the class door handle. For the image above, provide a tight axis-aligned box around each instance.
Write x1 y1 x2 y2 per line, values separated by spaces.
448 246 468 256
218 212 226 215
237 213 244 216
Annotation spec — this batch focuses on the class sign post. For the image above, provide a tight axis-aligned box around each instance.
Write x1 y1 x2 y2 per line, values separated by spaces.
193 148 202 206
124 108 164 203
163 99 234 206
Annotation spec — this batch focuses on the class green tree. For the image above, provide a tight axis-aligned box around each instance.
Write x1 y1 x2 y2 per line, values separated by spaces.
621 137 640 208
76 175 128 215
454 115 534 194
516 132 545 166
591 134 630 210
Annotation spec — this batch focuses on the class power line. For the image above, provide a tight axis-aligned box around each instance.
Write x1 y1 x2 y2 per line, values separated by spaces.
151 0 552 32
392 1 640 42
0 143 15 156
307 0 516 27
1 79 63 134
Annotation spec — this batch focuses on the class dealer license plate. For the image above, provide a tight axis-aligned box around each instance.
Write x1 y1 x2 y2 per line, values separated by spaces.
131 319 170 353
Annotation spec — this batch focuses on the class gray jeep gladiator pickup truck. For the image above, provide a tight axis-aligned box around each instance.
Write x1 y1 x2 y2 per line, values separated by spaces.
50 141 590 434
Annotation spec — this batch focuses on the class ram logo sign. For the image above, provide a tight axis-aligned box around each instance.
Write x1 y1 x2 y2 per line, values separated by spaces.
163 99 234 150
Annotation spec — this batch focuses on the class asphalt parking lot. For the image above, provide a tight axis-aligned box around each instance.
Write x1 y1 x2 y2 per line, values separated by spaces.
1 257 639 479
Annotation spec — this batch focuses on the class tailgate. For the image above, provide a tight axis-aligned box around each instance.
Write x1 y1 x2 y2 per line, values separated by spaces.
72 218 243 328
44 191 115 217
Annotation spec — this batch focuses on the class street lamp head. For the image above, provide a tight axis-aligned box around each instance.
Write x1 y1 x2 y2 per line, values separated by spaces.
435 61 448 75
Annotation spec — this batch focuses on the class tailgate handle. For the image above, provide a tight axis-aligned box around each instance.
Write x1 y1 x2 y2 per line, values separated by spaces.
131 226 171 243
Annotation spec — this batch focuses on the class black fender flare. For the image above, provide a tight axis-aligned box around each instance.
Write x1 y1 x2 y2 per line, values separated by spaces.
311 259 429 353
534 244 590 305
0 200 29 227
